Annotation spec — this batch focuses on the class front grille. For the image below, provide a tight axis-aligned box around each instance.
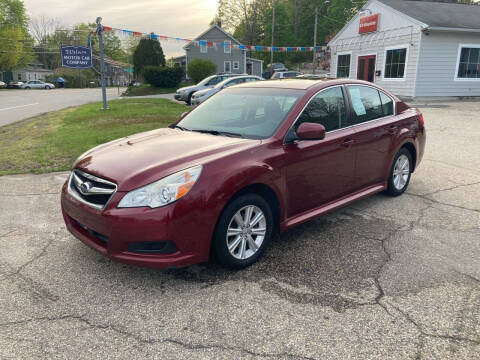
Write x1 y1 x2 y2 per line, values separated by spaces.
67 169 117 210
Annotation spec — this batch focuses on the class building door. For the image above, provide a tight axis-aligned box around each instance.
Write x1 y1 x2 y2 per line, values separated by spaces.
357 55 376 82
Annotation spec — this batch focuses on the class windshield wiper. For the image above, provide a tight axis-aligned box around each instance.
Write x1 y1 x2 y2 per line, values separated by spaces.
172 125 189 131
191 129 244 138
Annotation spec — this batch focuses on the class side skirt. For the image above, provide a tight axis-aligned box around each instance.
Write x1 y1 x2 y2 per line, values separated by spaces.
280 183 386 231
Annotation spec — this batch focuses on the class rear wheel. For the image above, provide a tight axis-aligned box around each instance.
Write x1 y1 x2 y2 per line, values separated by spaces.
386 148 412 196
213 194 273 269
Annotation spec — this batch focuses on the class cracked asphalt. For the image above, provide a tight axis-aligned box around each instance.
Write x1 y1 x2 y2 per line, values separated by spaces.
1 100 479 359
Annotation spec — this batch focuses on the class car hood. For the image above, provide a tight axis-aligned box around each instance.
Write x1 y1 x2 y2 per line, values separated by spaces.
74 128 258 191
177 84 209 93
195 88 218 97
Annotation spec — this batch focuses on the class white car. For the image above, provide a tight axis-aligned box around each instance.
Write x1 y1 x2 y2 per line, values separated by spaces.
191 75 263 105
21 80 55 89
0 81 6 89
271 71 302 79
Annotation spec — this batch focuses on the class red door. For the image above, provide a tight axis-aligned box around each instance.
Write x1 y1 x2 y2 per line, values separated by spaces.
357 55 376 82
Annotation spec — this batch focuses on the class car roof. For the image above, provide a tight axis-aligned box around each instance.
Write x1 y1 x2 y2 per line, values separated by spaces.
233 78 380 90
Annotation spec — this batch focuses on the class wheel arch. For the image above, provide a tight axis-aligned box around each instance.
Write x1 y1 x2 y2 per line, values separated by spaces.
399 141 417 172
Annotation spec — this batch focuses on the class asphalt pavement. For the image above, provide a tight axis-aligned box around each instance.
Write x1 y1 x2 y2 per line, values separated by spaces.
0 101 479 359
0 88 126 127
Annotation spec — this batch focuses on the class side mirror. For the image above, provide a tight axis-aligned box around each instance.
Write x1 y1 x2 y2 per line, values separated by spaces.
296 122 326 141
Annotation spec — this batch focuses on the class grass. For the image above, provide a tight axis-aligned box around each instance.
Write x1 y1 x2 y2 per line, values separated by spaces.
0 98 187 176
123 82 191 97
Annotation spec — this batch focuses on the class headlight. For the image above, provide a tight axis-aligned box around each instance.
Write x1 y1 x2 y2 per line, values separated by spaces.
117 165 202 208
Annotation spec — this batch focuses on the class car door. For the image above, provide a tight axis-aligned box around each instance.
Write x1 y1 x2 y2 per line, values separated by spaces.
345 85 397 190
282 86 356 217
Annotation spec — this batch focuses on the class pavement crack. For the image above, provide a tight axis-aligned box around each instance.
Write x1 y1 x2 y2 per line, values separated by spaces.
419 181 480 197
389 304 480 346
405 193 479 213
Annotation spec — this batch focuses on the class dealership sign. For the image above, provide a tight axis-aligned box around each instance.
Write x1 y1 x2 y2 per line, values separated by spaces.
359 14 379 34
61 46 93 69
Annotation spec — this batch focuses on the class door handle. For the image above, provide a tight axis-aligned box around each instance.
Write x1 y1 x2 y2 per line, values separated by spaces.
342 138 354 147
387 125 398 134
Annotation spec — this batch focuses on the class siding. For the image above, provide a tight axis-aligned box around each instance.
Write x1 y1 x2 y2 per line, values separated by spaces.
415 32 480 97
186 27 246 75
329 0 422 97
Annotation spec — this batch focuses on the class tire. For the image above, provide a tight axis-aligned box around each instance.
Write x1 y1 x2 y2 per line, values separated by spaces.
386 148 413 196
186 92 193 105
45 86 50 89
213 193 273 269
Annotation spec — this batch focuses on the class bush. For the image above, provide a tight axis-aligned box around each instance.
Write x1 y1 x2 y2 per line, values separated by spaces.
143 66 184 88
187 59 216 83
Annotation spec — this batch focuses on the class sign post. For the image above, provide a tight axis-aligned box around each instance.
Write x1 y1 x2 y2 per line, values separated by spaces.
96 17 108 110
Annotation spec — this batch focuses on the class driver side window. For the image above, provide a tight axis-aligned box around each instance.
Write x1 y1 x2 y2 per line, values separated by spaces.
296 87 346 132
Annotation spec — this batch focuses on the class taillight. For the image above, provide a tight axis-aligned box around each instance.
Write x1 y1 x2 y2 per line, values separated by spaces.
418 113 424 126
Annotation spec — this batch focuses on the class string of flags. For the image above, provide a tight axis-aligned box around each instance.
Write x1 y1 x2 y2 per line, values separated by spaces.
98 26 327 53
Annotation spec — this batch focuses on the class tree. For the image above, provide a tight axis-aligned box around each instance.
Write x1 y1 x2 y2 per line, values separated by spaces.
0 0 32 71
187 59 216 83
133 37 166 77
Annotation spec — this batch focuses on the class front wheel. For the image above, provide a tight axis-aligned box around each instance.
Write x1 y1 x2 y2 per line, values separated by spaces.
213 194 273 269
386 148 413 196
45 86 50 89
186 92 193 105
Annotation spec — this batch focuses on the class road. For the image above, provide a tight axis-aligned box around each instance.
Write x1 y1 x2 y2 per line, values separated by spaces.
0 88 126 127
0 101 479 359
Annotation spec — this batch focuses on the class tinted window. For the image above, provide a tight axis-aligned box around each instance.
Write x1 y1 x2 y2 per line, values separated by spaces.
379 91 394 116
296 87 346 132
178 88 302 139
347 85 383 124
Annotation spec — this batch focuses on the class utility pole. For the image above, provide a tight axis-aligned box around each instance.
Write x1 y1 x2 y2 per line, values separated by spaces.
270 1 275 69
312 7 318 75
96 17 107 110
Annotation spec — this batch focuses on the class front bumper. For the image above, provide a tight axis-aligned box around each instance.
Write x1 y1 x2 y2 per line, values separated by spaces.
174 93 186 101
61 181 215 269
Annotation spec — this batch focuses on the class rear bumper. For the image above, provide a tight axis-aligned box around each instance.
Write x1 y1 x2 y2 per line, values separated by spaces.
61 182 214 268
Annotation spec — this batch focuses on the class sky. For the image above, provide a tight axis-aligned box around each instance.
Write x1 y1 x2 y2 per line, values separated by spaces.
23 0 219 57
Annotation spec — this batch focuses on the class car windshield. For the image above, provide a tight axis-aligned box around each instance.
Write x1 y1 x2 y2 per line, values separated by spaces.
177 87 303 139
198 75 216 86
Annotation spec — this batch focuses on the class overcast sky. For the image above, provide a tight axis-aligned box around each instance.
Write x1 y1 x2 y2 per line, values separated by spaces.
23 0 219 57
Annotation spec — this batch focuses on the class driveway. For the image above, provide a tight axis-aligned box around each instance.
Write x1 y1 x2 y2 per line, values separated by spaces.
0 88 126 127
0 101 479 359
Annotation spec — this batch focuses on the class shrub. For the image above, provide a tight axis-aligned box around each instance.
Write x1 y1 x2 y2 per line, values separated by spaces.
187 59 216 83
142 66 184 88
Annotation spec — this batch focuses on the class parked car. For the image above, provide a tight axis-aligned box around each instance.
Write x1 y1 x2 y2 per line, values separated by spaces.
7 81 23 89
264 63 287 79
297 73 332 79
175 74 241 105
0 81 6 89
21 80 55 89
61 79 426 270
271 71 302 79
191 75 263 105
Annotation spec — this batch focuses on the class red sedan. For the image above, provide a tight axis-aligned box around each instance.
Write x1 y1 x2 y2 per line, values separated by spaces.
61 79 425 269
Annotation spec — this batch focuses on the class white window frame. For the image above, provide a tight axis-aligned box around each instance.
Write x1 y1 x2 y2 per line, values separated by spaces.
454 43 480 82
224 40 231 54
224 61 232 73
200 41 207 54
382 44 409 82
233 61 239 70
335 51 352 78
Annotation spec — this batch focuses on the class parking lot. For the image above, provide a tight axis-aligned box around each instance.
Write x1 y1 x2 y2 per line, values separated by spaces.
0 100 479 359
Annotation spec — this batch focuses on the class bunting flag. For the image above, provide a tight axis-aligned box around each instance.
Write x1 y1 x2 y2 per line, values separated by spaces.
100 25 327 52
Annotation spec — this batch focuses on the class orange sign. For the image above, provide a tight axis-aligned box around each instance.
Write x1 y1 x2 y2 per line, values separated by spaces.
359 14 379 34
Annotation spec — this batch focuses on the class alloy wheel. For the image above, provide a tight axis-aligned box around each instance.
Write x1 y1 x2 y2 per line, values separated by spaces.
393 154 410 191
226 205 266 260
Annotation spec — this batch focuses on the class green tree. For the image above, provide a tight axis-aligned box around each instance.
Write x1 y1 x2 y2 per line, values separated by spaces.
187 59 216 83
133 37 166 77
0 0 32 70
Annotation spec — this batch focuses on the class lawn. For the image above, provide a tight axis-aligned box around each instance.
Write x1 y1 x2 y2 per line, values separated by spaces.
123 82 191 97
0 98 187 175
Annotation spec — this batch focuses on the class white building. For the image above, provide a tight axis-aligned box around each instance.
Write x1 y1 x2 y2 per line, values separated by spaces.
328 0 480 98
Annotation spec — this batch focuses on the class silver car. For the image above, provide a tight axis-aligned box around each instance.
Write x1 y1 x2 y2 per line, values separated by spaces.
191 75 263 105
175 74 241 105
21 80 55 89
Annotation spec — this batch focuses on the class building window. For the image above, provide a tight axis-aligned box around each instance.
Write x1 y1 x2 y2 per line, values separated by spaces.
224 61 231 73
456 45 480 80
200 41 207 53
384 47 408 79
224 40 231 54
336 54 351 78
233 61 239 70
